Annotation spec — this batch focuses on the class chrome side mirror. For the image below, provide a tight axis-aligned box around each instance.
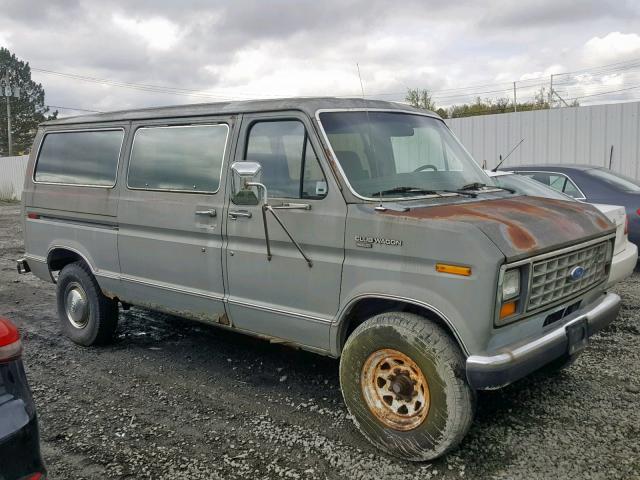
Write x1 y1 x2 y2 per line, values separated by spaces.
231 161 268 205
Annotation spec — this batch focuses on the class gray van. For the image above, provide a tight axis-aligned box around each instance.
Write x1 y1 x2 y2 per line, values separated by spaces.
17 98 620 461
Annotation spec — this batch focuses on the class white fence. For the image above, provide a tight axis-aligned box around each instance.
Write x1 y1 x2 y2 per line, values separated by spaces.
445 101 640 181
0 155 28 201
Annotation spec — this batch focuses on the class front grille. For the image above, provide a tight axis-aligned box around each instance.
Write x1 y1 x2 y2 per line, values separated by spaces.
527 241 609 311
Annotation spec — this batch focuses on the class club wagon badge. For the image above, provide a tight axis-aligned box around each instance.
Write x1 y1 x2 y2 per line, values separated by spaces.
355 235 403 248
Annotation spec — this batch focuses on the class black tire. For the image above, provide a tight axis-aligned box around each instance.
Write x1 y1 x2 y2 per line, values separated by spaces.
56 261 118 346
339 312 475 461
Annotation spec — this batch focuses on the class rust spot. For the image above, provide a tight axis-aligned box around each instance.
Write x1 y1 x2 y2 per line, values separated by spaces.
219 312 230 326
381 196 613 254
595 216 611 229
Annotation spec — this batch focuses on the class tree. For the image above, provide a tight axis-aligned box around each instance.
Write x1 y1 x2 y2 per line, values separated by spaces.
447 87 558 118
0 47 57 156
405 88 437 111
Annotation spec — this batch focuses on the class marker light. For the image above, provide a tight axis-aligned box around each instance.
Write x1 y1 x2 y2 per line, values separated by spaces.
435 263 472 276
499 301 517 319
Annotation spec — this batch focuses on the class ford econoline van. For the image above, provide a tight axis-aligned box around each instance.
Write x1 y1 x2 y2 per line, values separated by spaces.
17 98 620 461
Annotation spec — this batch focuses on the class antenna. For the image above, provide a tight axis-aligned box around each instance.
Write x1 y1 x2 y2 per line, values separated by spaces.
356 64 383 208
492 138 524 172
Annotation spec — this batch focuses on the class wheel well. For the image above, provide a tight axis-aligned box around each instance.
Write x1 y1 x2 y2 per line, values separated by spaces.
339 297 465 354
47 248 88 273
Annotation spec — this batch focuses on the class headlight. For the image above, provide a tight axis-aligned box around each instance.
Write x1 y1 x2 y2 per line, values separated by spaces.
502 269 520 301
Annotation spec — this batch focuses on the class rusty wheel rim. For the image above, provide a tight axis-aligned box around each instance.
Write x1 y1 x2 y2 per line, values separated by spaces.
361 348 430 431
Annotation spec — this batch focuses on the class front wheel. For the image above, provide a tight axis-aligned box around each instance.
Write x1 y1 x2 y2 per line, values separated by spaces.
56 261 119 346
339 312 475 461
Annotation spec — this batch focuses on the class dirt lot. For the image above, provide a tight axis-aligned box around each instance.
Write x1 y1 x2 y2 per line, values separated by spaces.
0 202 639 480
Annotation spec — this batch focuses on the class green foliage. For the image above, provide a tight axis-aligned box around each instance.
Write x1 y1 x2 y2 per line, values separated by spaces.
0 47 57 155
405 88 437 111
406 86 571 119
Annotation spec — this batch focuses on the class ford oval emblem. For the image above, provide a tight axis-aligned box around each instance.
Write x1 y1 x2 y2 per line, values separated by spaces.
568 266 586 282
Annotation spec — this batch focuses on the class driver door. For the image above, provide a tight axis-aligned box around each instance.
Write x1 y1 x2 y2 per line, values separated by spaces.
223 112 346 351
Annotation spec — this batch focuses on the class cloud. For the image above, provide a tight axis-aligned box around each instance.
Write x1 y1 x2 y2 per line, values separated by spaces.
582 32 640 64
112 14 181 51
0 31 11 48
0 0 639 114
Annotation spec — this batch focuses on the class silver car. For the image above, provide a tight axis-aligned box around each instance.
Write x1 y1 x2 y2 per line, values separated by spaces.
17 98 620 461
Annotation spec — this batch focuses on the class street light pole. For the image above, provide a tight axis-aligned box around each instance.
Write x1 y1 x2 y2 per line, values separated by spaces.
1 70 19 156
6 96 12 156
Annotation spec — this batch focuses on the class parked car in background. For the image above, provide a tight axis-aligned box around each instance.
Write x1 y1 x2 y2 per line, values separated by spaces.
487 170 638 286
16 98 622 461
506 164 640 247
0 317 46 479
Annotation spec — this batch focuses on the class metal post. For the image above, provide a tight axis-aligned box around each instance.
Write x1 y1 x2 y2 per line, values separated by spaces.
6 95 12 156
549 74 554 107
513 81 517 112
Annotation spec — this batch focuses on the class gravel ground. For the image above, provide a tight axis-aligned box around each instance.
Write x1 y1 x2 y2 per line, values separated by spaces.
0 201 639 480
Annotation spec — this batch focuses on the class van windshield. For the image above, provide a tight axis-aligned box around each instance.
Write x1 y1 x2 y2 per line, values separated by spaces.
318 111 490 199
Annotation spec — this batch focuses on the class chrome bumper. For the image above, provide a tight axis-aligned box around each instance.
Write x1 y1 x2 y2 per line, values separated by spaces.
16 258 30 274
466 292 621 390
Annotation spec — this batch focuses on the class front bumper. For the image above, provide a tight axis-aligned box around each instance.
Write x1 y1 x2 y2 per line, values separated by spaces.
466 292 621 390
607 241 638 287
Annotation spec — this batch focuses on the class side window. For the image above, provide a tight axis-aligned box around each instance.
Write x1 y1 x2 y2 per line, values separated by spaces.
245 120 327 199
547 174 567 192
562 178 582 198
525 172 555 188
128 124 228 192
34 130 123 186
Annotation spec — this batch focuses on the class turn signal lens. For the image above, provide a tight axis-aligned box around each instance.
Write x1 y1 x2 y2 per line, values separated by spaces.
435 263 472 276
0 317 22 362
499 301 517 319
19 474 45 480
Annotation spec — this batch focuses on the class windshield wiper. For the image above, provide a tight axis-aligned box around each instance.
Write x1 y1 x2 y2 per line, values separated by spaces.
441 189 477 198
370 186 443 197
460 182 516 194
459 182 486 190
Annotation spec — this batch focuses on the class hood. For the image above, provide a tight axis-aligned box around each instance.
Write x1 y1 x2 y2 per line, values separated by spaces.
382 196 615 262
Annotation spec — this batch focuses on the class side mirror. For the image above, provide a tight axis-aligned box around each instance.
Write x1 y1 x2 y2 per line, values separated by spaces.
231 161 268 205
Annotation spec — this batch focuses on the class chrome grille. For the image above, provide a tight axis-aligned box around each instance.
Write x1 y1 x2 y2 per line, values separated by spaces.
527 241 609 311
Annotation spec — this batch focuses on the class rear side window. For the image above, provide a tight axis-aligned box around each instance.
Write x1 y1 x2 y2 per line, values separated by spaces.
128 124 228 192
521 172 583 199
34 129 124 186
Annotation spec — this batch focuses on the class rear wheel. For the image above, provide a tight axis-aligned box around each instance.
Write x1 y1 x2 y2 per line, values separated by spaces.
339 312 475 461
56 261 118 346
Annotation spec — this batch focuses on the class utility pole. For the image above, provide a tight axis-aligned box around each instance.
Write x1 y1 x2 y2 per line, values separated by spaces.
6 96 11 156
513 81 517 112
549 74 554 107
1 70 20 156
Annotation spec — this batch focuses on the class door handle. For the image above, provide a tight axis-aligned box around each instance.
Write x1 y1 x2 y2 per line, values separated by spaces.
228 210 252 220
195 209 217 218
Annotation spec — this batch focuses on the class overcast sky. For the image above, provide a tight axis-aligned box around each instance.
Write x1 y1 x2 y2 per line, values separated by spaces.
1 0 640 116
